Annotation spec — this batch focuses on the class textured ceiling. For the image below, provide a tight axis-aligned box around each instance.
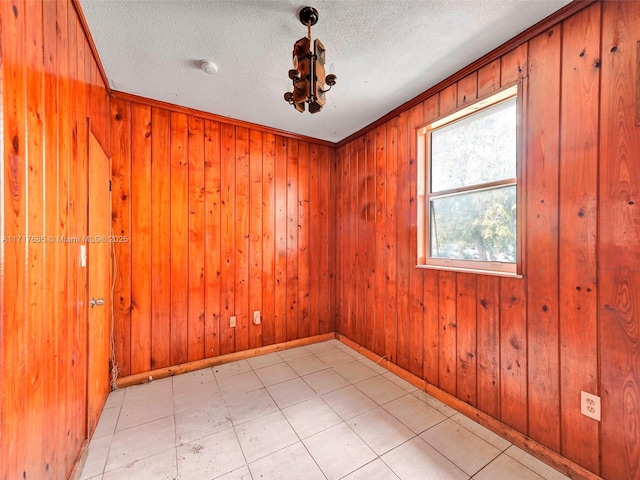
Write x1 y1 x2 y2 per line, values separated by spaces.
79 0 571 142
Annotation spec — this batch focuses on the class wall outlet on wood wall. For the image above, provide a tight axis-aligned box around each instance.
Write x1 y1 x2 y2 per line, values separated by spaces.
581 391 601 421
230 316 237 328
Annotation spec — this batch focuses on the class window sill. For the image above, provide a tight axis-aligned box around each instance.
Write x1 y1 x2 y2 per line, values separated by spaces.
415 263 523 279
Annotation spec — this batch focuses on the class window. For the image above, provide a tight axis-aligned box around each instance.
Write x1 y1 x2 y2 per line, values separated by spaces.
417 84 522 277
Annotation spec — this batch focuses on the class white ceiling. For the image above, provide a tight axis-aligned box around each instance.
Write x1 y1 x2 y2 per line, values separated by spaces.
80 0 571 143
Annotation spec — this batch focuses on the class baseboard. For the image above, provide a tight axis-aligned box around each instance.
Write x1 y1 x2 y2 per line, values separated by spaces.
68 440 90 480
116 332 337 388
335 333 603 480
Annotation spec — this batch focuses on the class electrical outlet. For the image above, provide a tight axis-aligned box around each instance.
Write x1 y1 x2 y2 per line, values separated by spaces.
253 311 261 325
229 315 237 328
581 391 601 421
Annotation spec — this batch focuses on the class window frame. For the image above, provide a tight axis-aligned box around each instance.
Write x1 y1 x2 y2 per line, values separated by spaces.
416 82 524 278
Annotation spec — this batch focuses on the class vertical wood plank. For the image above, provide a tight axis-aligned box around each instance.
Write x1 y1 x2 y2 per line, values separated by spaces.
43 0 60 471
219 123 236 354
363 131 376 351
169 112 189 364
111 99 132 377
457 71 478 106
456 273 477 406
395 111 411 371
501 43 529 86
423 271 439 385
234 127 250 352
309 143 321 337
354 136 366 346
373 125 386 356
599 2 640 478
298 141 310 339
440 83 457 115
25 0 45 474
333 146 344 334
438 271 457 395
2 0 28 476
56 0 72 466
151 107 171 368
499 278 527 433
478 59 501 97
408 102 426 377
188 116 205 362
384 119 398 364
274 136 288 343
526 25 561 452
320 146 333 333
204 120 221 358
286 139 299 340
249 129 264 348
476 275 501 418
130 103 152 374
558 5 601 471
261 133 276 345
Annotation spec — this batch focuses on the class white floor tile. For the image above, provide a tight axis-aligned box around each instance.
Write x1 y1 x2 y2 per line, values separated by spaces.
217 371 263 398
176 428 245 480
383 394 447 434
382 437 467 480
105 416 176 472
355 375 407 405
504 446 571 480
382 371 418 392
303 368 350 395
174 401 232 445
450 412 511 451
348 407 415 455
102 448 177 480
92 406 120 439
254 362 298 387
322 385 378 420
216 465 252 479
287 354 330 376
332 360 379 384
249 442 326 480
116 394 173 432
420 418 501 476
473 453 545 480
282 397 342 439
172 368 215 392
341 459 400 480
278 346 312 361
234 411 299 463
316 348 356 366
213 360 252 379
247 352 283 369
303 423 377 480
412 390 458 417
266 377 318 409
225 388 279 425
80 434 113 479
83 341 571 480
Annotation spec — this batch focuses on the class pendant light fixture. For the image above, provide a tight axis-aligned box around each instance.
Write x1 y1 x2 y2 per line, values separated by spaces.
284 6 337 114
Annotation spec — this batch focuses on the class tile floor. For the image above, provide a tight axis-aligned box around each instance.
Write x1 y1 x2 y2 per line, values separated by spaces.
80 339 570 480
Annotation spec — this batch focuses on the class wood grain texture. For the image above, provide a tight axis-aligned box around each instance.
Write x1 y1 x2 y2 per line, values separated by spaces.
558 4 600 471
526 24 561 452
599 2 640 478
151 107 172 368
1 0 111 477
130 103 152 374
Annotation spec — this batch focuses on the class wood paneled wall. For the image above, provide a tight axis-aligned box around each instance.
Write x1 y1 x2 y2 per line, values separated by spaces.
334 2 640 478
0 0 111 479
110 98 335 376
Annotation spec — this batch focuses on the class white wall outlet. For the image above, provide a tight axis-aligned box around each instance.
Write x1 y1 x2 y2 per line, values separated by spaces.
581 391 601 421
229 315 237 328
253 311 261 325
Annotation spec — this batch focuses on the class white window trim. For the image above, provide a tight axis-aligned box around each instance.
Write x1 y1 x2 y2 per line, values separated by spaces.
416 82 524 278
